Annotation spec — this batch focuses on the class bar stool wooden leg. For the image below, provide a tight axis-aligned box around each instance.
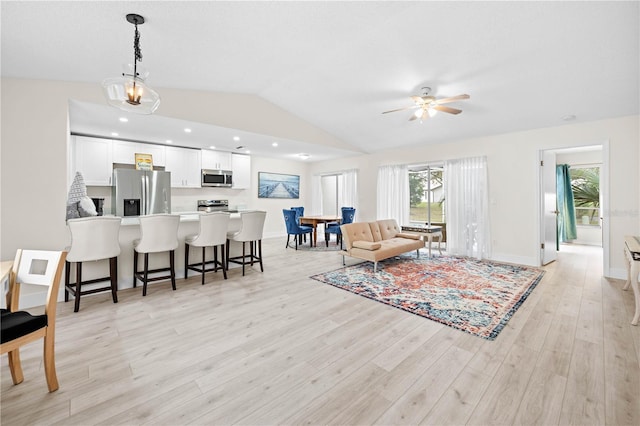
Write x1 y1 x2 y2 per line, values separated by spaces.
74 262 82 313
64 261 71 302
201 247 206 285
143 253 149 296
221 244 227 280
133 250 138 288
170 250 176 290
242 242 246 276
258 240 264 272
110 256 118 303
184 244 190 279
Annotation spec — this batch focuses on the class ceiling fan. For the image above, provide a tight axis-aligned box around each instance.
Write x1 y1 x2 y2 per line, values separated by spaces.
382 87 470 121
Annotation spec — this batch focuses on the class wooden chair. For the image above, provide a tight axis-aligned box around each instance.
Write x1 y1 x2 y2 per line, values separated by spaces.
1 249 67 392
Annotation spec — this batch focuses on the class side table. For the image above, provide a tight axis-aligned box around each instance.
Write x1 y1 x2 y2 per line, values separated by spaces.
401 225 443 257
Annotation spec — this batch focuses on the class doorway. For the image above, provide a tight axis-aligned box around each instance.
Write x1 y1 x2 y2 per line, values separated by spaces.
539 143 609 275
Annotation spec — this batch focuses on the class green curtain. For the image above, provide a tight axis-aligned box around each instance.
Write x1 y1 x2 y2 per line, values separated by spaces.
556 164 577 243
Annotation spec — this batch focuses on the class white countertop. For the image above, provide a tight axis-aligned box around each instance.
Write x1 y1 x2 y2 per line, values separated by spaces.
117 211 244 226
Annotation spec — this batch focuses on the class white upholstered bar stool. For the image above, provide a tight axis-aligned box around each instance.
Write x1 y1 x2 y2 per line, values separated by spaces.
133 214 180 296
65 216 121 312
185 212 230 284
226 211 266 276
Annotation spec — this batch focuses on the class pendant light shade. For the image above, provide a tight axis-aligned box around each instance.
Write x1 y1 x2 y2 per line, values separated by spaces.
102 14 160 114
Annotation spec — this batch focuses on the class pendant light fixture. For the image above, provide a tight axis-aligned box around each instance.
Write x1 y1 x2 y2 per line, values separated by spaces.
102 14 160 114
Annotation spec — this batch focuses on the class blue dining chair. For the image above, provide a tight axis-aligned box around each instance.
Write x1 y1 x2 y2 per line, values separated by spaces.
291 206 312 243
283 209 313 250
325 207 355 248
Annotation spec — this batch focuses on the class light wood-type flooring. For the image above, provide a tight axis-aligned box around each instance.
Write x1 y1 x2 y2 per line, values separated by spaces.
1 239 639 425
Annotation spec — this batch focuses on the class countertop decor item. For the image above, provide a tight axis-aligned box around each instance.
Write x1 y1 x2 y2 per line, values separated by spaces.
102 13 160 114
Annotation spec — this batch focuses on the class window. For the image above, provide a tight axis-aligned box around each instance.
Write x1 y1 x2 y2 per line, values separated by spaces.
409 165 444 225
569 166 600 226
321 174 342 215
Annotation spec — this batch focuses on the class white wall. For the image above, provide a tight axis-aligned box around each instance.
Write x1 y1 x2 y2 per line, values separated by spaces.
0 78 321 260
1 77 638 279
309 116 640 276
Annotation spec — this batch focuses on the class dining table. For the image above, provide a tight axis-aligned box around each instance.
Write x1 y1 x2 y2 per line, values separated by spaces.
299 215 342 247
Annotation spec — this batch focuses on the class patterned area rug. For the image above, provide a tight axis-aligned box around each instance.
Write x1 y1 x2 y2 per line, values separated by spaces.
310 254 545 340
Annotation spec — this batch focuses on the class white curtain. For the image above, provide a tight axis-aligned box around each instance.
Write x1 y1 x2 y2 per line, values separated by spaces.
377 164 409 224
339 169 358 215
310 174 323 215
444 156 491 259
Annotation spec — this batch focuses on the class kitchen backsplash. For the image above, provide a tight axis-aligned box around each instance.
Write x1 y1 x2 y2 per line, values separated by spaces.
87 186 250 215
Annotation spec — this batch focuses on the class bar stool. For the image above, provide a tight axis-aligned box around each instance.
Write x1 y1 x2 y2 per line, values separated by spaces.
226 211 266 276
185 212 230 284
133 214 180 296
65 216 121 312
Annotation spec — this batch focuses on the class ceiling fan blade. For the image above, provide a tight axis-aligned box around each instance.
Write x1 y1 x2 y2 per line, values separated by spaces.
410 96 426 105
434 94 470 104
433 105 462 114
409 113 419 121
382 105 418 114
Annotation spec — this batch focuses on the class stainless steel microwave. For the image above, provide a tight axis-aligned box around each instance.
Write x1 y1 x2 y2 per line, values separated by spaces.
201 169 233 187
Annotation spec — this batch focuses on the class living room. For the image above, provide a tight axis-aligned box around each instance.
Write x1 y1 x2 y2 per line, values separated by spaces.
1 2 639 425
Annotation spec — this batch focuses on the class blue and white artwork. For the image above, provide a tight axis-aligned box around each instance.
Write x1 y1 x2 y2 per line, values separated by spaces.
258 172 300 199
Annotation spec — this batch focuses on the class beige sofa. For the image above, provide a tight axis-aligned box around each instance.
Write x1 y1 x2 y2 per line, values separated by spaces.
340 219 425 272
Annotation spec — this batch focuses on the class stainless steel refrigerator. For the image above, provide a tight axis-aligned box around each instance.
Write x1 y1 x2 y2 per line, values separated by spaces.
112 169 171 216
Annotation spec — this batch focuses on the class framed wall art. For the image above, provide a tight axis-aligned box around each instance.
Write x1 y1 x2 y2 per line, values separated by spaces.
258 172 300 199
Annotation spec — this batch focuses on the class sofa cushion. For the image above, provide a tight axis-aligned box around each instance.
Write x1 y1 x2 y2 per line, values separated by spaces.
369 221 382 242
341 222 375 250
377 219 400 240
353 240 382 251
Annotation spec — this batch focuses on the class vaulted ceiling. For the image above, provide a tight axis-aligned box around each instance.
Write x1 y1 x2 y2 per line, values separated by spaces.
2 1 638 160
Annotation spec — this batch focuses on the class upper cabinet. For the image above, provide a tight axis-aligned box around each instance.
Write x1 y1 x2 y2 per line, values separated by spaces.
231 154 251 189
113 140 166 167
201 150 232 170
73 136 113 186
165 146 202 188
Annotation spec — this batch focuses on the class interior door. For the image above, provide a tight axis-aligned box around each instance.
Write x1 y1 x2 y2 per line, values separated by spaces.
541 150 557 265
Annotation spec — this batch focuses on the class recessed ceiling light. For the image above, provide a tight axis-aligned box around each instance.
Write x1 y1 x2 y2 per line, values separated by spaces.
233 136 240 141
562 114 576 121
246 150 251 154
298 153 310 160
184 128 192 133
209 145 216 149
166 139 173 144
119 117 128 123
111 132 119 137
272 142 278 147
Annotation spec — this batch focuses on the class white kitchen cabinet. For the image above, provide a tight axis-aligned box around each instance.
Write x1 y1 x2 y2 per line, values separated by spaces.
231 153 251 189
112 140 166 167
165 146 202 188
201 149 232 170
73 136 113 186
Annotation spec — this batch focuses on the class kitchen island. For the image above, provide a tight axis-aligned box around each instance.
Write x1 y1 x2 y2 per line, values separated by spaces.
66 212 252 294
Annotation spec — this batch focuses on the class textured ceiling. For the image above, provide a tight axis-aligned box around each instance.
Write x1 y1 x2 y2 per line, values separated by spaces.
2 1 638 159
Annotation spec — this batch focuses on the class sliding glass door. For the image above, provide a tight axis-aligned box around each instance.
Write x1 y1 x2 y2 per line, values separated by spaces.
408 165 444 226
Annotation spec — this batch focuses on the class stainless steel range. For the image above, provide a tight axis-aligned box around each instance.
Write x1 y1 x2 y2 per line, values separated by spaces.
197 199 237 213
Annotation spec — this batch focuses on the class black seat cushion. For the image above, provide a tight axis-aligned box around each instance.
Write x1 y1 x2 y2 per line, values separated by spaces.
1 309 48 344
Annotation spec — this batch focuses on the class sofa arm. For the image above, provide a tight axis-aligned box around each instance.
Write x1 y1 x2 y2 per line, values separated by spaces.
396 232 421 240
352 241 382 251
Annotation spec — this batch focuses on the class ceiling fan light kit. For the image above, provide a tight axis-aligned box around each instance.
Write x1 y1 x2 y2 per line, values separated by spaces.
383 87 469 123
102 14 161 114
